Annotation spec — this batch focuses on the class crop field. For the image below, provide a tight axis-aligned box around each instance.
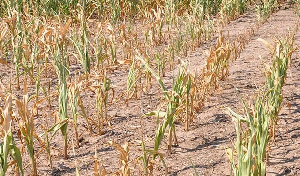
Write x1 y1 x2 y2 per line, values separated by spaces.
0 0 300 175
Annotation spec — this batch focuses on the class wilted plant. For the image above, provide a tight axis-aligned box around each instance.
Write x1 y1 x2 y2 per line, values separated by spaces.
226 96 270 176
256 0 277 22
53 32 70 159
155 9 164 43
93 148 107 176
34 58 42 116
9 10 23 90
108 141 130 175
71 139 80 176
0 94 24 176
139 140 167 176
94 35 107 72
126 59 140 103
72 2 90 74
226 33 296 176
0 23 9 58
189 0 205 21
192 27 254 116
195 32 230 99
143 55 153 92
184 73 193 131
42 122 53 168
77 90 93 134
202 16 214 41
14 78 38 175
154 51 166 77
149 22 158 46
174 33 184 56
137 53 193 155
105 23 118 65
165 0 177 25
68 79 81 147
89 72 113 134
95 73 112 134
111 0 121 24
167 43 175 70
259 34 296 140
220 0 247 23
185 19 197 50
110 41 117 65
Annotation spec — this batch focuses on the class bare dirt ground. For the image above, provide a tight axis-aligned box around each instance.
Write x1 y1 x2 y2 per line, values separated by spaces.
2 4 300 176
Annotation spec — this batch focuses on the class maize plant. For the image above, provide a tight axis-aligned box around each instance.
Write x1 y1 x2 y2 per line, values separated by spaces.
0 94 23 176
260 34 296 140
226 96 270 176
53 40 69 159
68 80 81 147
108 141 130 175
14 78 39 175
190 0 205 21
185 19 197 50
202 16 214 42
165 0 177 25
126 59 140 103
154 52 166 77
203 0 223 15
226 33 296 176
111 0 121 24
77 91 93 134
42 123 53 168
185 74 193 131
137 53 193 155
95 73 112 134
34 58 42 116
107 25 118 65
194 32 231 111
72 1 90 74
93 148 107 176
256 0 277 22
167 44 175 70
220 0 247 23
94 35 107 72
11 10 23 90
140 140 167 175
50 19 72 159
143 56 153 92
41 0 79 15
154 8 164 43
192 24 257 115
174 33 184 56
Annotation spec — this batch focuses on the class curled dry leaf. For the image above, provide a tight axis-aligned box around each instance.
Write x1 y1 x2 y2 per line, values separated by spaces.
3 94 13 133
